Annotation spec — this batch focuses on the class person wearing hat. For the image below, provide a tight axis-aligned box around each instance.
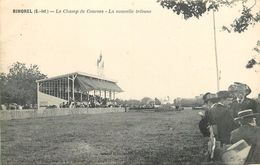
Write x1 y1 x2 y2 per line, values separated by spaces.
202 91 239 161
199 92 223 137
198 92 218 138
200 92 220 136
228 82 259 126
230 109 260 164
206 91 239 144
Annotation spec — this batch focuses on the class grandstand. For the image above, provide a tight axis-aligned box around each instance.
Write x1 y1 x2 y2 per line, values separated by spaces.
36 72 123 109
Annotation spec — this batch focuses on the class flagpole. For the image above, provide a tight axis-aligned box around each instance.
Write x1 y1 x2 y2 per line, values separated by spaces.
213 10 220 92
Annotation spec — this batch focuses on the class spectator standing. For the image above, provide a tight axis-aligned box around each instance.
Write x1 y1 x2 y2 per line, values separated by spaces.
228 82 260 125
207 91 239 145
203 91 239 161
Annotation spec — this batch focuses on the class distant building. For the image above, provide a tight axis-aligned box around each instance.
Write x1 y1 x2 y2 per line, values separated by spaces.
36 71 123 109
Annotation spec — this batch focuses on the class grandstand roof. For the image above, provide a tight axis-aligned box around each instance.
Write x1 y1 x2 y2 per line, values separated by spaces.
36 71 123 92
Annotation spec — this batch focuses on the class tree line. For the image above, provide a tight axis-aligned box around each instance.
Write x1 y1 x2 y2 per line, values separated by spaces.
0 62 47 106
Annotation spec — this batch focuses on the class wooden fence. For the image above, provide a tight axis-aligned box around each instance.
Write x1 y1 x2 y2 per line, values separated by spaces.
0 107 125 120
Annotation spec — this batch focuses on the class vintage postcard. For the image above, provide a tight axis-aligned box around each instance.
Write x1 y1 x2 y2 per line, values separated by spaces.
0 0 260 164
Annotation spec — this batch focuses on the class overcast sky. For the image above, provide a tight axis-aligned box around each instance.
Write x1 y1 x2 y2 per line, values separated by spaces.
1 0 260 100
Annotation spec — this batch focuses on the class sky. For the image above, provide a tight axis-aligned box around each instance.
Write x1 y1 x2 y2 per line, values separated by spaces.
1 0 260 100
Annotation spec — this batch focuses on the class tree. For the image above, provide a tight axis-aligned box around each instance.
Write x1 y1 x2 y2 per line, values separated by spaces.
154 97 162 105
246 40 260 68
141 97 153 104
157 0 260 68
0 73 8 106
0 62 47 106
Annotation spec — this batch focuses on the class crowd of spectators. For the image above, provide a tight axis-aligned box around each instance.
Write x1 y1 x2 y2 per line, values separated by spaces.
198 82 260 164
58 95 121 109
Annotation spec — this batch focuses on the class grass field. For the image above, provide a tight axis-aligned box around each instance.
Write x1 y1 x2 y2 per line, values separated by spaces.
1 109 208 165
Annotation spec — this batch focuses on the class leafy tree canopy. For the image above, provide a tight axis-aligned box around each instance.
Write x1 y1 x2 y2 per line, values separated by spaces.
154 97 162 105
158 0 260 33
141 97 154 105
246 40 260 68
0 62 47 106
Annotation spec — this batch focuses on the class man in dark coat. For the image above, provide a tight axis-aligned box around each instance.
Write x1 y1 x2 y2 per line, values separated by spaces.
201 91 239 161
206 91 239 145
198 112 210 137
230 109 260 164
228 82 260 125
199 92 220 137
229 95 257 117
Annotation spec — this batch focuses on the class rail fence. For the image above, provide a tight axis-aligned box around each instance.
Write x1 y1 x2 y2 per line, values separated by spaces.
0 107 125 120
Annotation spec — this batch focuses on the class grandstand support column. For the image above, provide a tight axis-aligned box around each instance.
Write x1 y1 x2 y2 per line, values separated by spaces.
109 91 112 100
71 74 77 101
67 74 77 102
94 90 96 101
37 82 39 110
113 91 115 100
100 90 101 98
80 92 82 102
72 78 74 101
67 76 70 102
104 91 106 98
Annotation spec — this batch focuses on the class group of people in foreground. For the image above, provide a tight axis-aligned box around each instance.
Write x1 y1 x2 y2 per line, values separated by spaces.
199 82 260 164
